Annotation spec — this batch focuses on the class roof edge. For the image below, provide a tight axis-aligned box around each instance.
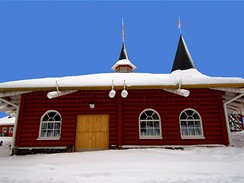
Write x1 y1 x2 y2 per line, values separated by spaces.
0 83 244 92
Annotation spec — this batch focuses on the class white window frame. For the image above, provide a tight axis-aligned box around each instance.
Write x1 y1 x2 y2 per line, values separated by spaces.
2 127 7 133
9 127 14 134
37 110 62 140
179 108 205 139
139 108 162 139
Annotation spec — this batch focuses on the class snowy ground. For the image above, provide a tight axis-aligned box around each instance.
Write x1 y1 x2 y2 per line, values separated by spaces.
0 132 244 183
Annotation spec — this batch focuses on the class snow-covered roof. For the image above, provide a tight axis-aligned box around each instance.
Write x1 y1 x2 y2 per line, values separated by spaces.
0 69 243 92
0 116 15 126
170 69 244 86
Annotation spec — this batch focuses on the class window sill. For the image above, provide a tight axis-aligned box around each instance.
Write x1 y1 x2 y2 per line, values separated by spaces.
181 136 205 139
139 136 163 140
37 137 60 141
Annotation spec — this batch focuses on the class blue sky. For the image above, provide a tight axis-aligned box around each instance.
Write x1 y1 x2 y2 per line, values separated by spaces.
0 1 243 117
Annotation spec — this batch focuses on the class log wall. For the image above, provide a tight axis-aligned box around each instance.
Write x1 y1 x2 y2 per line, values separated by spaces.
14 89 228 149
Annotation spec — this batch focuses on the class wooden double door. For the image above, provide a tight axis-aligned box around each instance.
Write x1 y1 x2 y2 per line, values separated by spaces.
75 115 109 151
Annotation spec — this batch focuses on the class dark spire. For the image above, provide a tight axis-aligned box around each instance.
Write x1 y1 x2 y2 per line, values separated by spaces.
171 35 196 72
118 43 128 60
112 42 136 72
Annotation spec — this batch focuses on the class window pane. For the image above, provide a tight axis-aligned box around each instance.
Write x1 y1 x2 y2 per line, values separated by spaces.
181 112 187 119
147 129 154 136
54 130 60 137
55 115 61 121
196 128 202 135
43 115 49 121
147 121 153 128
181 128 188 136
47 130 54 137
141 129 146 136
195 121 201 127
41 130 47 137
41 123 47 129
145 110 153 117
54 122 60 129
155 129 160 136
48 123 53 129
49 112 56 118
185 110 193 116
188 121 194 127
140 112 147 120
193 113 200 119
141 121 146 128
154 121 159 128
188 128 195 135
181 121 187 127
152 112 159 120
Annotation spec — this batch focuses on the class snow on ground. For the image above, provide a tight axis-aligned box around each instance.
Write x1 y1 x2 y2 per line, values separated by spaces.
232 131 244 147
0 132 244 183
0 137 12 157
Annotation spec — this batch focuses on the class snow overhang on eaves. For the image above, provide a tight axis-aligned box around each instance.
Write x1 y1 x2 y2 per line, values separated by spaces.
0 70 243 92
0 83 244 93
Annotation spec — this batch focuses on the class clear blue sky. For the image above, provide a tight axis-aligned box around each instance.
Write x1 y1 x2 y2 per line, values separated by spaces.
0 1 243 118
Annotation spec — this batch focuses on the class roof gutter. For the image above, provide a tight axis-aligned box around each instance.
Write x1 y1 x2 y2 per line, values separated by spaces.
0 97 19 155
223 92 244 146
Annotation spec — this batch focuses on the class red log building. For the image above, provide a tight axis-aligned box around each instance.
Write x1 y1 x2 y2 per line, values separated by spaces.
0 116 14 137
0 34 243 155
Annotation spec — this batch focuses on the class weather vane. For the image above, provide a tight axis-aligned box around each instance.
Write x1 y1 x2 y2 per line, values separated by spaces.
178 16 182 34
122 17 125 43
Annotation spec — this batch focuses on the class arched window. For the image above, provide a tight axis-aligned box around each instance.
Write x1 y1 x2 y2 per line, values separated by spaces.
139 109 162 139
179 108 205 139
38 110 62 140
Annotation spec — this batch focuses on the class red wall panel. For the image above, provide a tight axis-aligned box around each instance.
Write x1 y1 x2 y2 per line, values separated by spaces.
15 89 228 148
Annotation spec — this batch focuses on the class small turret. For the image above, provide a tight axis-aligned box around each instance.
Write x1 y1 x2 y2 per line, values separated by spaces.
111 43 136 73
111 18 136 73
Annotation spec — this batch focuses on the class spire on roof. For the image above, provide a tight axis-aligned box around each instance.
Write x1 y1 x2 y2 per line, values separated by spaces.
111 18 136 73
171 34 196 72
118 42 128 60
119 18 128 60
